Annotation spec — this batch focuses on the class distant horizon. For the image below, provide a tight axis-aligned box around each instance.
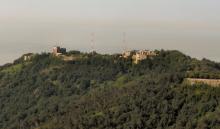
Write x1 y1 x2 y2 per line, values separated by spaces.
1 0 220 65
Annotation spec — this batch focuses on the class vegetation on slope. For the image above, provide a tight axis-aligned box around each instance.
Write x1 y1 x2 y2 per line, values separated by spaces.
0 50 220 129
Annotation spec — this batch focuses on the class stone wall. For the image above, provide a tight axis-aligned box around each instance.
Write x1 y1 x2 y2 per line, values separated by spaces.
185 78 220 87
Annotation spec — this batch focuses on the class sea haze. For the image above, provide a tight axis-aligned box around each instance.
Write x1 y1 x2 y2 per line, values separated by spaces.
0 0 220 65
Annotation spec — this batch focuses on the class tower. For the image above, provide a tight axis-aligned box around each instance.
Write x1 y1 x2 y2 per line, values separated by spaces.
123 32 127 52
90 32 95 53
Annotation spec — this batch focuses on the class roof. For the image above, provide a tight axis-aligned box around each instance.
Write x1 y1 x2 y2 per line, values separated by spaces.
23 53 34 56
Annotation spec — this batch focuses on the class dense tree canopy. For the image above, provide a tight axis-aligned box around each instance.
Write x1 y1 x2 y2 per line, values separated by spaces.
0 50 220 129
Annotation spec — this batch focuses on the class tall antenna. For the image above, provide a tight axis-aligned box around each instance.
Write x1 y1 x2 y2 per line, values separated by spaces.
55 42 61 47
123 32 127 52
90 32 95 52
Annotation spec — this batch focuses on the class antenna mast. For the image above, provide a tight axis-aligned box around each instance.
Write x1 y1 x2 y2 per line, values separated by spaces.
90 32 95 52
123 32 127 52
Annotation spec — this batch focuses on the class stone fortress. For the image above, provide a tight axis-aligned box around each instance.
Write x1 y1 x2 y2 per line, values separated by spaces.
51 46 158 64
121 50 158 64
52 46 67 56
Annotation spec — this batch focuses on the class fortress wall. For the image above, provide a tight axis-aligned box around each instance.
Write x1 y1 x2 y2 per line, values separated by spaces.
186 78 220 87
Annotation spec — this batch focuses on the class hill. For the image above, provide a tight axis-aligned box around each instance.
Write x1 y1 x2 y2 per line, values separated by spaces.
0 50 220 129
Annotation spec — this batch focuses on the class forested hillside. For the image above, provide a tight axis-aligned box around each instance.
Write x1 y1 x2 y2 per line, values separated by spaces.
0 50 220 129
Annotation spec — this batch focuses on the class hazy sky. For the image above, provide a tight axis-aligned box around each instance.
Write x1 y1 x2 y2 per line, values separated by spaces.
0 0 220 65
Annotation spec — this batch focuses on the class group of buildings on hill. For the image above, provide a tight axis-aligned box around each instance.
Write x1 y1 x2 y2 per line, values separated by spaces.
22 46 67 61
52 46 158 64
121 50 158 64
51 46 158 64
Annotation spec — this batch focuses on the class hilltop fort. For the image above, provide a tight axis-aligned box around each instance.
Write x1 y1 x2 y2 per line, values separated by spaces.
51 46 159 64
121 50 158 64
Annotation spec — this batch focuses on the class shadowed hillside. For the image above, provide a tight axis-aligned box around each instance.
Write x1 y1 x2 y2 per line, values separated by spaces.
0 50 220 129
